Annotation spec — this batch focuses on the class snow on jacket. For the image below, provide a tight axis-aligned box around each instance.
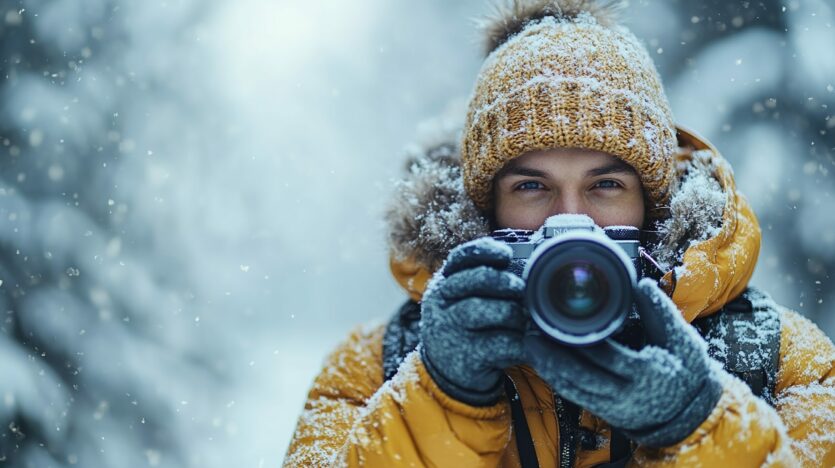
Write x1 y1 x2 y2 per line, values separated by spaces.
283 128 835 467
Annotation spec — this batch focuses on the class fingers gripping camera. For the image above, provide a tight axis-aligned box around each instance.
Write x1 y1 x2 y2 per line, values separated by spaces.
492 214 642 346
419 215 647 405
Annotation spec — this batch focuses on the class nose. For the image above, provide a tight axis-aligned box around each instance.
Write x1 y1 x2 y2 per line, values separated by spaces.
551 193 590 218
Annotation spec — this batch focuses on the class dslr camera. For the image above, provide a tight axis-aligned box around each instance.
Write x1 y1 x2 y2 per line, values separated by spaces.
491 214 644 346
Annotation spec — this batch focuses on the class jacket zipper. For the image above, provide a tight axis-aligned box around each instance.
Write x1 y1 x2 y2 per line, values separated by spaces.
555 396 575 468
554 394 580 468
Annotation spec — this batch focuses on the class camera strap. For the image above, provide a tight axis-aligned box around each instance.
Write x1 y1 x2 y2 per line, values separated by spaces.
504 376 540 467
603 430 632 467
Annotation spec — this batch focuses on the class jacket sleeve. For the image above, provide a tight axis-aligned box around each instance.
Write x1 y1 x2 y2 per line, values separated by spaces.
283 323 513 467
630 308 835 467
772 309 835 465
629 372 797 467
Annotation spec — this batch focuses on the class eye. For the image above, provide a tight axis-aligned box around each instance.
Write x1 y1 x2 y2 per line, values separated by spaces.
593 179 622 190
515 181 546 191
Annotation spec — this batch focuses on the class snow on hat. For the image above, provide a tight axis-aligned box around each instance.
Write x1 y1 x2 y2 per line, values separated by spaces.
461 0 677 211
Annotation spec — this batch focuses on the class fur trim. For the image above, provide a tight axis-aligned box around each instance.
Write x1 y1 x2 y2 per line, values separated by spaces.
649 150 726 271
480 0 628 54
386 142 727 274
386 142 490 272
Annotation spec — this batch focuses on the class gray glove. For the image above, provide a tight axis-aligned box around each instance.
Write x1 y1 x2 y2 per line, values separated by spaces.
420 238 528 406
525 278 723 448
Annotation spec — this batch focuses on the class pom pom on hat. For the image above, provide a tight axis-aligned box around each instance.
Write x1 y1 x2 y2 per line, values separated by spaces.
480 0 628 54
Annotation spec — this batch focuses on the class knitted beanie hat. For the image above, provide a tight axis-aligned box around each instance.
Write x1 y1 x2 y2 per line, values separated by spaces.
461 0 677 211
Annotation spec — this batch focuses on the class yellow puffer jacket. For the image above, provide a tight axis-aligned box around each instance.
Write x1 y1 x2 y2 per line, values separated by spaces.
284 130 835 467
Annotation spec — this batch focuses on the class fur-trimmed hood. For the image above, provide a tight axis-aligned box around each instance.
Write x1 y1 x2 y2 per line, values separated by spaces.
386 127 761 321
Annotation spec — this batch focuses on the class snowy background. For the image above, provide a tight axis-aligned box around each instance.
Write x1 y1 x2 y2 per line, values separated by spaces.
0 0 832 466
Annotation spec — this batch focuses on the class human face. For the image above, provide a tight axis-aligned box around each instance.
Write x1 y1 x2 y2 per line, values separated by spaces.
493 148 645 230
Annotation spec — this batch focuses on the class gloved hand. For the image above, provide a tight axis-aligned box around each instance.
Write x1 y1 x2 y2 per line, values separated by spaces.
420 238 528 406
525 278 723 448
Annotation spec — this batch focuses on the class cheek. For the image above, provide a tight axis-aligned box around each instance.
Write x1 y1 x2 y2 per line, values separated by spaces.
494 195 552 230
592 191 645 227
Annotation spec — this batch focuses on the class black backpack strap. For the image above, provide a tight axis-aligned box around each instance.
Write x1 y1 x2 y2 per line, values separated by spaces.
692 287 781 405
382 300 422 381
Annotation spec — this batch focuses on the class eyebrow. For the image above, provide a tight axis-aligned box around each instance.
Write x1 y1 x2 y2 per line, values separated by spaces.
586 161 637 177
496 159 637 180
496 165 548 179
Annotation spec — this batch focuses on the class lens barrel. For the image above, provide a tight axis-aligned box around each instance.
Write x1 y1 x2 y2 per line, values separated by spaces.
524 233 636 346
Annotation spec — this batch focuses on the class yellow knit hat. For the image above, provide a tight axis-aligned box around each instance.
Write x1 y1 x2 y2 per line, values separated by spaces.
461 0 677 211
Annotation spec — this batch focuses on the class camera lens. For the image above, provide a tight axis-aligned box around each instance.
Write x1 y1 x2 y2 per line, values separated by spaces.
524 235 635 346
548 262 608 318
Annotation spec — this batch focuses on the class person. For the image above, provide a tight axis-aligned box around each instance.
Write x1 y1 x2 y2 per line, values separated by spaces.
283 1 835 466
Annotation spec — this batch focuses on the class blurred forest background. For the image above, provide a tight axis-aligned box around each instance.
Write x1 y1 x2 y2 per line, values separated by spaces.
0 0 832 466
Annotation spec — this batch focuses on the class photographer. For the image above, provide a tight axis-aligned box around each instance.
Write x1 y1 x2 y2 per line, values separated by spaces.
284 1 835 466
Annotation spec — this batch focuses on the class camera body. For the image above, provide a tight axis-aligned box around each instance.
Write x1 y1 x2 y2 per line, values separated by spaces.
491 214 642 346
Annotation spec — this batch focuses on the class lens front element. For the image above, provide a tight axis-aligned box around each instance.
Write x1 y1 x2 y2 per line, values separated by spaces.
549 262 609 319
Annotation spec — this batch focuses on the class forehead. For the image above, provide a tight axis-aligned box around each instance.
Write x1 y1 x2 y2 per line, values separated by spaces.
498 148 636 175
